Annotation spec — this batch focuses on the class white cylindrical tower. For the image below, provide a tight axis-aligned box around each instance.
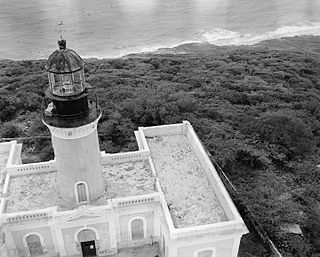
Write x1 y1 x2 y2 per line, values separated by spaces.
42 39 104 203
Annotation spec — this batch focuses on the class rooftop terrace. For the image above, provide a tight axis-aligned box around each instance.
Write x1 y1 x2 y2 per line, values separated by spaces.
5 172 68 213
147 134 227 228
5 160 155 213
95 160 155 203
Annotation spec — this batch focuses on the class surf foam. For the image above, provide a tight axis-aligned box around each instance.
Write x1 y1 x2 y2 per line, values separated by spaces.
202 23 320 46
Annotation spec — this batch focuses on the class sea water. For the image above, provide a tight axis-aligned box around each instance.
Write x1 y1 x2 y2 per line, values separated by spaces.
1 0 320 60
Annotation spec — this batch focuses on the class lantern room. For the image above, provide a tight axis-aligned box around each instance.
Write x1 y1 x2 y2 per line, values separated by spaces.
45 39 86 97
42 40 100 128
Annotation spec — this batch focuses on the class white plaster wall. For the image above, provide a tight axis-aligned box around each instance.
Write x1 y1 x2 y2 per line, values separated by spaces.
176 238 234 257
10 226 54 257
52 128 104 202
90 223 111 249
141 124 183 137
61 226 82 256
100 150 149 165
12 143 22 165
118 211 154 246
7 161 56 176
159 223 170 257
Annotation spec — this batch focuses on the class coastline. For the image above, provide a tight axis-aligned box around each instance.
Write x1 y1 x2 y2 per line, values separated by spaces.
2 35 320 62
66 35 320 60
136 35 320 57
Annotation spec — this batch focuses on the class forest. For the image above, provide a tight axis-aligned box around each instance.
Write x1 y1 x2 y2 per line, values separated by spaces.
0 36 320 256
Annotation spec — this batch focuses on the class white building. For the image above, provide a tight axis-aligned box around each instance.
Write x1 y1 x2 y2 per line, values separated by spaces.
0 40 248 257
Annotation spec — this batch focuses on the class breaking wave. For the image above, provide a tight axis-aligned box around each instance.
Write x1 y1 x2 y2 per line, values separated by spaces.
202 23 320 46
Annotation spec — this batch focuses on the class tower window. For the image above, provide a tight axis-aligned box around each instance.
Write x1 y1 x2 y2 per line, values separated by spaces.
76 182 88 203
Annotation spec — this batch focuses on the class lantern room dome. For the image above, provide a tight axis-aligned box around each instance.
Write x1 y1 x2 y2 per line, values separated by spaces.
45 39 85 74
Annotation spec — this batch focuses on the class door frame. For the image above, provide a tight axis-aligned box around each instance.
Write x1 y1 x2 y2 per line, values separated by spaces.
80 240 96 257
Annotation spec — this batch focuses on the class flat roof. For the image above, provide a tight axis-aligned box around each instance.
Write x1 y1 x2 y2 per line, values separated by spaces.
94 160 155 204
147 135 227 228
6 172 68 213
5 160 155 213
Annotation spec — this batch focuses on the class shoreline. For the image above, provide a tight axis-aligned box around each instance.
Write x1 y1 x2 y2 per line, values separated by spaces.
131 35 320 57
1 35 320 62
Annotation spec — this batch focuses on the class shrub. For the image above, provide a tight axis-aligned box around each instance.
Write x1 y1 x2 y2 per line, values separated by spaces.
149 58 161 69
109 59 125 69
0 96 16 121
0 122 22 138
244 112 314 158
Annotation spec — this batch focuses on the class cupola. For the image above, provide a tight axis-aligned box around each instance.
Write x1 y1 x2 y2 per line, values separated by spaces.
45 39 86 97
42 39 99 128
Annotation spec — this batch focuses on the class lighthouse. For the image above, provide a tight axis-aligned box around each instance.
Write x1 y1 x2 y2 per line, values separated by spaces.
42 39 104 203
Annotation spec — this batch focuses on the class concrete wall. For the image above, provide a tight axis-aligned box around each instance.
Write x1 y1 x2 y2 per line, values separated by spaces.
7 161 56 176
142 124 183 137
176 238 234 257
118 211 154 247
100 150 149 165
11 226 55 257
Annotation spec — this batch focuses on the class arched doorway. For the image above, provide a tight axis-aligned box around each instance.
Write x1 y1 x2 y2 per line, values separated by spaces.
128 217 147 241
77 229 97 257
25 234 44 257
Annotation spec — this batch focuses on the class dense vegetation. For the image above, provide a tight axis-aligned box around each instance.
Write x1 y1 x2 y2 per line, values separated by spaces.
1 36 320 256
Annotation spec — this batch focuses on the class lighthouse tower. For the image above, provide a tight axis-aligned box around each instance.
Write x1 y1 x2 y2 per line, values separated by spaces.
42 39 104 203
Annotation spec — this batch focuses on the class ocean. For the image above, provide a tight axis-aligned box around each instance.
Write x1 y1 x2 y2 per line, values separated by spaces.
1 0 320 60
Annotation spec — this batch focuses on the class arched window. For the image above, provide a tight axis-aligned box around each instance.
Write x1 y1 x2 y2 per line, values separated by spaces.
75 182 89 203
23 233 46 257
194 248 216 257
128 217 147 241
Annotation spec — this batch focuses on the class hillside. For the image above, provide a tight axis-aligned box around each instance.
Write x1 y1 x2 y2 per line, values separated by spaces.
1 36 320 256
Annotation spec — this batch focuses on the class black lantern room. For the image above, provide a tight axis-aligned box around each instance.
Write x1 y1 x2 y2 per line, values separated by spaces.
45 39 86 97
43 40 99 128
